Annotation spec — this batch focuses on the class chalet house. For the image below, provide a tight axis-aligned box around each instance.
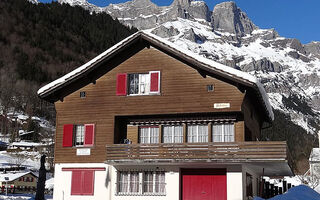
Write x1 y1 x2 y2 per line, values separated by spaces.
38 31 293 200
0 171 38 194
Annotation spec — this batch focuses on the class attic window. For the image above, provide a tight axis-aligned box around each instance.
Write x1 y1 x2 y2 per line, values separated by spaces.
207 85 214 92
80 91 86 98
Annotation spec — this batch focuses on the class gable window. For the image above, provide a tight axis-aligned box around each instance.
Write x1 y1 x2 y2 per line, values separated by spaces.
212 123 234 142
139 126 159 144
75 125 85 146
63 124 95 147
187 124 208 143
116 71 160 96
129 74 150 95
118 171 165 195
162 125 183 143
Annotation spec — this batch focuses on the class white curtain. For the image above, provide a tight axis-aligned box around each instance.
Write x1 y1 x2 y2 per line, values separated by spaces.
212 123 234 142
140 127 159 143
139 74 150 94
155 172 165 194
224 123 235 142
75 125 84 145
129 172 139 193
144 172 153 193
212 124 223 142
150 127 159 143
119 172 128 193
188 125 208 143
163 125 183 143
140 127 149 143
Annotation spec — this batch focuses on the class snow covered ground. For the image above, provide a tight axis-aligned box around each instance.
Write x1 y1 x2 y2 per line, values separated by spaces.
0 194 52 200
0 151 40 170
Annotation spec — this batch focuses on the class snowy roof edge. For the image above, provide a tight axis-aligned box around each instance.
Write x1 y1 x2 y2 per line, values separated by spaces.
37 31 274 121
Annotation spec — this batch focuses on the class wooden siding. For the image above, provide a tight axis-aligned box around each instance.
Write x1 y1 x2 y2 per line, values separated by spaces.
105 141 289 163
235 121 245 142
54 47 245 163
242 94 263 140
127 125 138 144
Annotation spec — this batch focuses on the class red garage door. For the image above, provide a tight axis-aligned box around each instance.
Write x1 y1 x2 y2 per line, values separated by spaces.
181 169 227 200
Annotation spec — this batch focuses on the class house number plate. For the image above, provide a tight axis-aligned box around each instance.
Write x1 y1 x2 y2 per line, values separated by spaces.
76 148 91 156
214 103 230 109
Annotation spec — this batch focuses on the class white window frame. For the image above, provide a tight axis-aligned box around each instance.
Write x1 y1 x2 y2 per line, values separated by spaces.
128 73 150 95
162 125 183 143
139 126 159 144
117 171 166 196
212 123 235 142
187 124 208 143
118 171 140 195
74 125 85 146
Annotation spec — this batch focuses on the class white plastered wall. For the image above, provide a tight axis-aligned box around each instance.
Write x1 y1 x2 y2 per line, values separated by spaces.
53 163 258 200
53 163 111 200
226 165 243 200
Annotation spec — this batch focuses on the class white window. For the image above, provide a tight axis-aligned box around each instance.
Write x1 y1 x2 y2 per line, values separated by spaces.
163 125 183 143
129 74 150 95
118 172 139 194
75 125 85 146
118 171 165 195
187 125 208 143
143 172 165 194
212 123 235 142
139 126 159 144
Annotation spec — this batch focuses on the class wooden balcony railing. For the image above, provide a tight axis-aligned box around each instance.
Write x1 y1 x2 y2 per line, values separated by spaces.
106 141 291 164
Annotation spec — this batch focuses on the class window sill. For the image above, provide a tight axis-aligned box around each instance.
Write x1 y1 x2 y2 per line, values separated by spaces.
116 193 166 196
127 93 161 96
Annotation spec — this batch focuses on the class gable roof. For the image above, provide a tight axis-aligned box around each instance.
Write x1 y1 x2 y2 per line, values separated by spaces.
0 171 37 182
37 31 274 122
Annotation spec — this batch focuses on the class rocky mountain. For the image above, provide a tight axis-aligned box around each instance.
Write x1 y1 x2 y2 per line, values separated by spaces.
58 0 320 135
24 0 318 172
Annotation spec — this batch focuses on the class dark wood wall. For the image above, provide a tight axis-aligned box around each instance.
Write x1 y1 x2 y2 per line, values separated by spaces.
242 93 263 140
54 47 248 163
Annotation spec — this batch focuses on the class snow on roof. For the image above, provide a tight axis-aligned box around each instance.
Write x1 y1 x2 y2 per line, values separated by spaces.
37 31 274 120
310 148 320 162
0 171 36 182
11 141 42 147
254 185 320 200
37 32 140 96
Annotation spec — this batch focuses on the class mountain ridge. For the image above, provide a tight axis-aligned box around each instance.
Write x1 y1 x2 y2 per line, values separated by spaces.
18 0 319 173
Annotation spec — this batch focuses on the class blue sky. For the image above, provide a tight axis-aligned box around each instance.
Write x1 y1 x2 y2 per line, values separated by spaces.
39 0 320 44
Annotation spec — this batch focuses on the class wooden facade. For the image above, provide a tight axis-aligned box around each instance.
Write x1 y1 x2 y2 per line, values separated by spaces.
53 47 255 163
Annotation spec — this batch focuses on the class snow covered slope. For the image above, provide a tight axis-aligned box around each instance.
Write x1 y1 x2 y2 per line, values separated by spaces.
41 0 320 134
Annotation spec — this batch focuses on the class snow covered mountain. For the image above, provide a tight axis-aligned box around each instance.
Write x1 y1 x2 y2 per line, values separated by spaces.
51 0 320 134
27 0 39 4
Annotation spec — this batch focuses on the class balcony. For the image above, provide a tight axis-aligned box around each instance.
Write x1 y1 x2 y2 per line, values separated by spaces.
106 141 291 163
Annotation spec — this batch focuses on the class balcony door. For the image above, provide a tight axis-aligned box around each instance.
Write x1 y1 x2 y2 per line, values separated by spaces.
181 169 227 200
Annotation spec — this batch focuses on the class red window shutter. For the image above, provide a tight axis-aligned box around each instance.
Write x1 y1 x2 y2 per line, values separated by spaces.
82 170 95 195
71 171 82 195
84 124 95 146
149 71 160 93
116 73 127 96
63 124 74 147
